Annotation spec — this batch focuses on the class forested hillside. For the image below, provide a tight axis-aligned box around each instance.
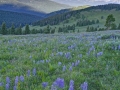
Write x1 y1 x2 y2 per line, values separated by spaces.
33 4 120 26
0 10 42 27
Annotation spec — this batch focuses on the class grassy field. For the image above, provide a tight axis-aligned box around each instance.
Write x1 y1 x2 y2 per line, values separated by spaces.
0 30 120 90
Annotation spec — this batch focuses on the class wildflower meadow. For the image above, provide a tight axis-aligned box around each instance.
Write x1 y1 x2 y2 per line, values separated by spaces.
0 30 120 90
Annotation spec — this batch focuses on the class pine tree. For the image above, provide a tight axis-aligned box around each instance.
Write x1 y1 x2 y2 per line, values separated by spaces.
1 22 7 35
10 24 15 35
19 25 22 35
86 26 90 32
25 24 30 34
105 14 115 29
44 25 50 34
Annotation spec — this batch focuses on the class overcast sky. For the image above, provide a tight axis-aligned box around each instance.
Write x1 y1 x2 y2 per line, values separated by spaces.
51 0 120 6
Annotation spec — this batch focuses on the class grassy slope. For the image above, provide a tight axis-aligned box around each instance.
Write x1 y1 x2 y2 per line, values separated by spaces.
29 10 120 32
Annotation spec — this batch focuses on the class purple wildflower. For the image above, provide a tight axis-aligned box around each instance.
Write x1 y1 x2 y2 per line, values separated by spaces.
13 86 17 90
118 45 120 50
69 80 74 90
42 82 48 88
80 82 88 90
6 77 10 84
55 78 65 89
20 75 24 82
15 76 19 86
69 85 74 90
27 70 30 76
72 63 75 67
97 52 103 57
5 83 9 90
58 62 62 66
69 66 73 71
33 68 36 76
70 80 74 86
62 65 66 71
57 52 63 56
65 52 71 59
51 85 57 90
0 82 3 86
78 54 82 58
75 60 80 66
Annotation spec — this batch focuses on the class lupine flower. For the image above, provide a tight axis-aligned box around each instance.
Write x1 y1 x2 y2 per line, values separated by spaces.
51 85 57 90
78 54 82 58
69 80 74 90
89 45 95 51
20 75 24 82
27 70 30 76
33 68 36 76
6 83 9 90
0 82 3 86
69 66 73 71
70 80 74 86
65 52 71 59
15 76 19 86
72 63 75 67
57 52 63 56
42 82 48 88
97 52 103 57
118 45 120 50
62 65 66 71
40 60 45 63
55 78 65 88
69 85 74 90
13 86 17 90
6 77 10 84
80 82 88 90
58 62 62 66
75 60 80 66
46 60 50 63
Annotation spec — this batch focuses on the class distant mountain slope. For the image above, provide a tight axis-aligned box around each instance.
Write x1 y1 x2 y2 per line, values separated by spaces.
33 4 120 26
0 10 42 27
0 0 71 13
0 4 46 17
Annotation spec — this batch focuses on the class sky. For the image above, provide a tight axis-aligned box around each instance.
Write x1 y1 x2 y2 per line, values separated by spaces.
51 0 120 6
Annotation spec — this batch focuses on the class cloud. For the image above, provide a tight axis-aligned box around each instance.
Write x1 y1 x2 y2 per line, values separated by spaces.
51 0 120 6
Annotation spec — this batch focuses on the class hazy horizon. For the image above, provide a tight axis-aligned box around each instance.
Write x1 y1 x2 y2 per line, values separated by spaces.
50 0 120 6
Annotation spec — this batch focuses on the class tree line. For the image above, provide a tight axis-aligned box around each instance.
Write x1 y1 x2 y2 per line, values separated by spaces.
0 22 56 35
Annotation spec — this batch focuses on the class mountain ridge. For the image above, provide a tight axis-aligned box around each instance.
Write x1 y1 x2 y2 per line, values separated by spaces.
0 0 71 13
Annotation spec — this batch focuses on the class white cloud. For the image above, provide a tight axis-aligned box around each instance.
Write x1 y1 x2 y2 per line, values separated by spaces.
51 0 120 6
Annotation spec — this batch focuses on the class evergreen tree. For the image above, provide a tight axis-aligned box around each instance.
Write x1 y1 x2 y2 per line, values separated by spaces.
39 29 43 33
10 24 15 35
1 22 7 35
101 16 104 19
86 26 90 32
18 25 22 35
44 25 50 34
25 24 30 34
105 14 115 29
96 19 99 24
77 29 80 33
51 29 55 34
31 29 37 34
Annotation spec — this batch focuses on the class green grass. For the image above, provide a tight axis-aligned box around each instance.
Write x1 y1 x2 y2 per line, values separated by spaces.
0 30 120 90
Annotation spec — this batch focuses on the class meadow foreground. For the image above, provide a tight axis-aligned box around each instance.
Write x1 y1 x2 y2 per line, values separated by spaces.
0 30 120 90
